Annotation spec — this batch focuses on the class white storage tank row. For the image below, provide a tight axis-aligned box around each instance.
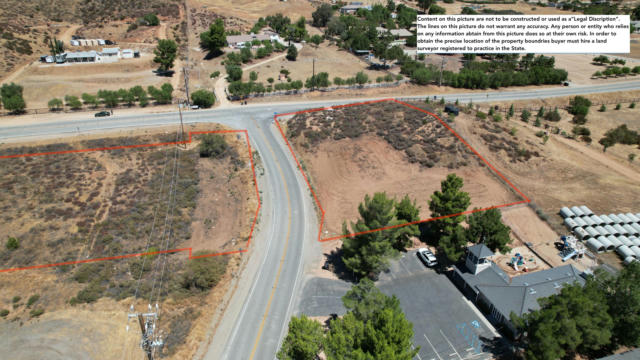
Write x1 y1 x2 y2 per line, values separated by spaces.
560 206 640 226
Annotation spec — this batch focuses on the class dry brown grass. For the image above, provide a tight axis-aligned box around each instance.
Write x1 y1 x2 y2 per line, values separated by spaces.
0 124 257 359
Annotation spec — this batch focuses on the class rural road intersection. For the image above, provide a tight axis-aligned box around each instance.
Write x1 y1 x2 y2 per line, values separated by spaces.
1 81 640 359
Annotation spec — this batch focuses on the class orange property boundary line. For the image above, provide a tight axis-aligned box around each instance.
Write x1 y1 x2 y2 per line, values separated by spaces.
0 130 261 273
274 98 531 243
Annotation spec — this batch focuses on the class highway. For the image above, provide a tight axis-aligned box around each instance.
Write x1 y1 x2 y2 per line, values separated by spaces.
1 81 640 359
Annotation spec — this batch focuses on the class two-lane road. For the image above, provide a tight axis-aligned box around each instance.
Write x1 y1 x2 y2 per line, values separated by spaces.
2 81 640 359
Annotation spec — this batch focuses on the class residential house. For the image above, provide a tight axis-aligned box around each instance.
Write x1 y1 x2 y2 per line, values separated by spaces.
340 3 372 14
452 244 586 335
226 33 279 48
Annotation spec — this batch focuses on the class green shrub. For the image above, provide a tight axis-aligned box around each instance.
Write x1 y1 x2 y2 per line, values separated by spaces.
630 102 636 108
199 134 228 158
600 104 607 112
27 294 40 307
210 71 220 78
0 309 8 317
12 296 20 303
615 103 621 110
29 308 44 318
476 111 487 120
178 251 228 293
6 237 19 250
48 98 63 110
535 131 545 137
70 282 105 304
191 89 215 108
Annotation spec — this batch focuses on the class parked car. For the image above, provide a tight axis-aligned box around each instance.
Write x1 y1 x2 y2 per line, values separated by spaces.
417 248 438 267
94 111 110 117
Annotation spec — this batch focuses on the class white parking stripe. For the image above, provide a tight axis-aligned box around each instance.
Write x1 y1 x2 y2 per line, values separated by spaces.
440 329 463 360
423 333 443 360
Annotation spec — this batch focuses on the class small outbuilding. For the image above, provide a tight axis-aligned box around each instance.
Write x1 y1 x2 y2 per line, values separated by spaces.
629 236 640 247
574 227 589 240
631 223 640 234
623 224 638 236
585 226 600 239
597 236 614 251
626 213 640 223
604 224 619 235
594 225 609 237
583 217 596 227
613 224 628 235
630 246 640 258
624 256 638 265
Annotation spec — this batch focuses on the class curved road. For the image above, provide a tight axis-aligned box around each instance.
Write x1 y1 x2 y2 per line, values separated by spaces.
2 81 640 359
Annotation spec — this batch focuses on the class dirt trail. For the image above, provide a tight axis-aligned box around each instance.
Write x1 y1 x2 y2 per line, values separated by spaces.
213 44 301 108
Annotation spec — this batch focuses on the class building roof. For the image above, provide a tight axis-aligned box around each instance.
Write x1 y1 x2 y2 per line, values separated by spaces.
226 34 273 44
478 264 585 320
597 349 640 360
101 47 120 54
66 51 97 59
468 244 494 259
455 249 585 322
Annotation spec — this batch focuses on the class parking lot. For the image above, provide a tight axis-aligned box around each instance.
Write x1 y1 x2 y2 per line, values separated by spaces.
296 250 502 360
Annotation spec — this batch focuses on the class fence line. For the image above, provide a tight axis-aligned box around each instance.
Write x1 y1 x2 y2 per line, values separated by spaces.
226 80 409 101
0 101 176 117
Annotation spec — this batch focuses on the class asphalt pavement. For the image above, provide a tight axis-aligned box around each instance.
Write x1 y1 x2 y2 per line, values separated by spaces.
297 251 501 360
1 82 639 359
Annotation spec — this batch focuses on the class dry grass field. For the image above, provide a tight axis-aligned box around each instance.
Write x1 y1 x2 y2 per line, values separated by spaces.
0 125 257 358
453 102 640 267
283 101 524 237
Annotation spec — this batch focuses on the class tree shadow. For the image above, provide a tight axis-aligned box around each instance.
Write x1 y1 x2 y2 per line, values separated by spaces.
203 49 224 60
153 69 175 77
323 247 359 283
478 335 516 360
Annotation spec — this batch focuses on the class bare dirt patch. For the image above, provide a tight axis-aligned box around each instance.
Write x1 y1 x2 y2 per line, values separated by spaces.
283 101 523 238
0 125 257 359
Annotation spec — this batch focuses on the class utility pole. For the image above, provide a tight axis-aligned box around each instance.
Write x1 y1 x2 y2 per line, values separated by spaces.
128 304 163 360
183 67 190 106
178 101 186 146
439 56 446 87
312 58 316 92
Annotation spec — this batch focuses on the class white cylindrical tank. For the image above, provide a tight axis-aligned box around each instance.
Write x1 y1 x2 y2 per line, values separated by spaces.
618 235 634 247
590 215 605 226
574 217 588 228
630 246 640 258
571 206 585 217
609 214 623 224
579 206 594 216
607 235 623 248
629 236 640 247
613 224 628 235
624 256 637 265
631 223 640 234
627 213 640 223
618 214 632 224
623 224 638 236
600 214 614 225
585 226 600 239
586 238 605 253
617 245 635 259
597 236 614 251
574 227 590 240
564 218 579 231
583 217 596 227
594 225 609 237
604 225 619 235
560 207 575 218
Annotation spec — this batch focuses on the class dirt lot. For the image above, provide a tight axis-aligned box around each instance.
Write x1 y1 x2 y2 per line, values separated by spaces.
10 55 169 109
191 0 314 25
242 42 383 85
283 101 523 237
452 102 640 268
0 124 257 358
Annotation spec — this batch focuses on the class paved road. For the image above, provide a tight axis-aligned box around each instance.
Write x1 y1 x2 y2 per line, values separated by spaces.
1 81 639 359
297 251 501 360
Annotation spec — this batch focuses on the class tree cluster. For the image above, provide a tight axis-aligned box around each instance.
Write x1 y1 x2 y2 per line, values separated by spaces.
0 83 26 113
599 124 640 152
514 263 640 360
341 193 420 278
200 18 227 57
277 279 419 360
401 54 567 90
153 39 178 71
191 89 215 108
